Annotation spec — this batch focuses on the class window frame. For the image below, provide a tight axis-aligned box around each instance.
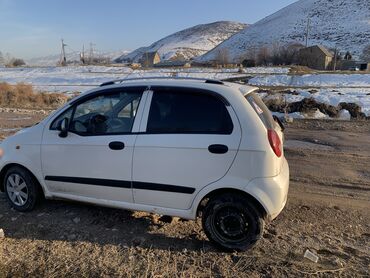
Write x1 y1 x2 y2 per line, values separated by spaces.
49 86 146 136
144 86 234 135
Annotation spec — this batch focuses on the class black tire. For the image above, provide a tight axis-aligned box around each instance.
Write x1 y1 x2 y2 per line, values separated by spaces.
3 166 40 212
202 193 264 252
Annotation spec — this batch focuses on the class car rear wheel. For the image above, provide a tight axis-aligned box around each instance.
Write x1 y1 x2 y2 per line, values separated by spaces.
4 166 40 212
202 193 264 251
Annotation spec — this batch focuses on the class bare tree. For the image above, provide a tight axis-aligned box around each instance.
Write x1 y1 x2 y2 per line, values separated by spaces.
215 48 230 66
361 45 370 61
0 51 4 66
257 47 271 66
5 58 26 67
270 42 283 65
284 43 305 64
5 53 12 64
239 47 257 67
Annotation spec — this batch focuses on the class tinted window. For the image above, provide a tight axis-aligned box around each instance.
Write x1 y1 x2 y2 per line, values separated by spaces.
147 89 233 134
68 91 142 136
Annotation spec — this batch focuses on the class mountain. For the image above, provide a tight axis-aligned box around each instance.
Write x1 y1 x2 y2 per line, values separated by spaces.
115 21 247 63
197 0 370 63
27 49 130 66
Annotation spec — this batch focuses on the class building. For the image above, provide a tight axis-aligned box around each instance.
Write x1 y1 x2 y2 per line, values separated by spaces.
339 60 370 71
358 62 370 71
140 51 161 67
298 45 333 70
153 60 191 68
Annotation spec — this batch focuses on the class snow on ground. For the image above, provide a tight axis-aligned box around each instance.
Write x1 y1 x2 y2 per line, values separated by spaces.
1 66 369 118
257 88 370 116
0 66 284 93
250 73 370 117
249 74 370 87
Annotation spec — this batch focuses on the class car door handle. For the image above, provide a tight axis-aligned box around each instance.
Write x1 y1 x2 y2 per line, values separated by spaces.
208 144 228 154
109 141 125 150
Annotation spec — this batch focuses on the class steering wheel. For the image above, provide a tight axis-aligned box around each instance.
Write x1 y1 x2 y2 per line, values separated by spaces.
107 118 127 132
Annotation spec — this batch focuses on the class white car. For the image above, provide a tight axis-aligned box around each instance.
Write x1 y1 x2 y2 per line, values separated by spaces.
0 77 289 251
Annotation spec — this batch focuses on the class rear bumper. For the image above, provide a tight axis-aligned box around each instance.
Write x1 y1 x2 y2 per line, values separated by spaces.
244 157 289 220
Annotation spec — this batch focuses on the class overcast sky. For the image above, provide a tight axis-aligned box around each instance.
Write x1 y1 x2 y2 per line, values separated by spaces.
0 0 297 59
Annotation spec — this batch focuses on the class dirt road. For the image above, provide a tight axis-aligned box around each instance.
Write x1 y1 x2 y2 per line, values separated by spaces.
0 112 369 277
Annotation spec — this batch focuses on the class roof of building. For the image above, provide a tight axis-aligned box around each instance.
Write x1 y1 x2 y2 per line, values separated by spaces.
300 45 334 57
316 45 334 57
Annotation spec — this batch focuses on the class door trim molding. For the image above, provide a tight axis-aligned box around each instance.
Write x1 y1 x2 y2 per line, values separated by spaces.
45 176 195 194
45 176 132 188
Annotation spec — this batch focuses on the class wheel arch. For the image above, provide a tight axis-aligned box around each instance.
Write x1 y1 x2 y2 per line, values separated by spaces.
0 163 45 197
196 188 267 220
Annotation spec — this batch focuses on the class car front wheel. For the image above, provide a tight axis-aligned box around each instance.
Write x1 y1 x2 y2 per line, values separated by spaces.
3 166 40 212
202 193 264 251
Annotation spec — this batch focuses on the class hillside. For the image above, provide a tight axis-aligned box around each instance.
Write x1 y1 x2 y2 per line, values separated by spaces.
115 21 246 63
198 0 370 63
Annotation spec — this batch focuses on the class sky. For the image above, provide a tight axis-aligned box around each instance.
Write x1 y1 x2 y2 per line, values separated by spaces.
0 0 297 59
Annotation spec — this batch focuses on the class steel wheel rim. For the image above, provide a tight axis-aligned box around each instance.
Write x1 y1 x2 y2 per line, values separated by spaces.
212 206 250 243
6 174 29 206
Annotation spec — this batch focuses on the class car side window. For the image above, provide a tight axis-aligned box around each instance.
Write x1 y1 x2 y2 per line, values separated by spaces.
147 89 233 134
50 107 73 130
68 91 142 136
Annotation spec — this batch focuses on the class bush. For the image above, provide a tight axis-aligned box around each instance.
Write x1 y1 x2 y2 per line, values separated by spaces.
242 59 256 67
5 58 26 67
0 82 69 109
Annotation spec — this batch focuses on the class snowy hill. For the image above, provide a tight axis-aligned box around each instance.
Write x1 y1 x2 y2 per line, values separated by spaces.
27 49 130 66
198 0 370 63
115 21 247 63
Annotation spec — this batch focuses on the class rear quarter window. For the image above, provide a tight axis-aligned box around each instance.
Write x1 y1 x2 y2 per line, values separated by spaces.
246 92 274 129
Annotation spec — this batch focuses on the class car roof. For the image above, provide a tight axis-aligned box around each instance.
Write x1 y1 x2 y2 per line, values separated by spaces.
71 78 258 104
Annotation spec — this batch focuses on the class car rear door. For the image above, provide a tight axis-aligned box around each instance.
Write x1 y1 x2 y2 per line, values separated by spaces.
132 86 241 210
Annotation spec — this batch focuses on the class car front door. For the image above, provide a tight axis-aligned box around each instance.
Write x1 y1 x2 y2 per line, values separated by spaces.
132 86 241 210
41 87 147 204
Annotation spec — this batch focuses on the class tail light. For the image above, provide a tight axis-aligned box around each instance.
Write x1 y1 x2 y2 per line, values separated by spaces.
268 129 282 157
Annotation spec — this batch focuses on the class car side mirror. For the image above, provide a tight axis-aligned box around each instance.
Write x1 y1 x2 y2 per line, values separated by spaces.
58 118 69 138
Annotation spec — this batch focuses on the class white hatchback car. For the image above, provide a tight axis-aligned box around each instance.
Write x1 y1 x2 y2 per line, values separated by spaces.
0 77 289 251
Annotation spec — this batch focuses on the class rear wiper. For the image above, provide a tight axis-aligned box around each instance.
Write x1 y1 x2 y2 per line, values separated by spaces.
273 115 285 132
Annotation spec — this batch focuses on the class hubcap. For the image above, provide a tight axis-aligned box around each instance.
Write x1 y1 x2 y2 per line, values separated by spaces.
6 174 28 206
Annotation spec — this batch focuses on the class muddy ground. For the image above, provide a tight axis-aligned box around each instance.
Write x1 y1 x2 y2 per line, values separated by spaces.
0 111 369 277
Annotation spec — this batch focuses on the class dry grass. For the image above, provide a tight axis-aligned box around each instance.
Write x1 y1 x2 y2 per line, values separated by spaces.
0 239 253 277
0 82 68 109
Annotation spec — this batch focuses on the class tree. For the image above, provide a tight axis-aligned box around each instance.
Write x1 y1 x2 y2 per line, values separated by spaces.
5 58 26 67
239 47 257 66
256 47 271 66
361 45 370 61
215 48 230 66
284 43 305 64
270 42 283 65
344 51 352 60
0 51 4 66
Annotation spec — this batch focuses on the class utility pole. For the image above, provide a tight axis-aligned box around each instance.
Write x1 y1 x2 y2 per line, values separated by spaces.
89 42 95 64
305 17 310 47
59 39 67 66
80 44 85 64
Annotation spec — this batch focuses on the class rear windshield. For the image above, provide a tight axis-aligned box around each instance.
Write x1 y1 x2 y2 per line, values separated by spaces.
246 92 274 129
